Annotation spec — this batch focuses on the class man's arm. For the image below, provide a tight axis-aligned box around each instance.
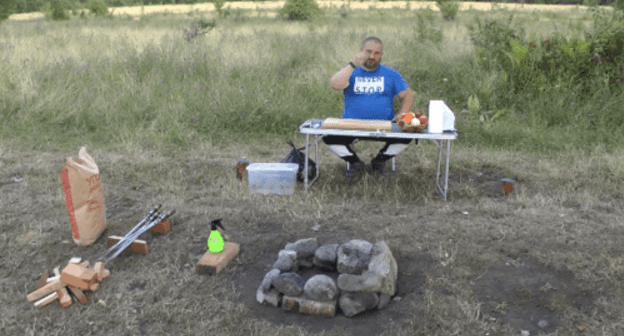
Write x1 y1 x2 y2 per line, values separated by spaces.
329 65 354 91
396 88 414 116
329 52 367 91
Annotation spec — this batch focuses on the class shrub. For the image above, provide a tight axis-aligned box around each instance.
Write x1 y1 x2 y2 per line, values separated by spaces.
87 0 109 17
0 0 17 22
436 0 459 21
43 0 71 21
279 0 323 21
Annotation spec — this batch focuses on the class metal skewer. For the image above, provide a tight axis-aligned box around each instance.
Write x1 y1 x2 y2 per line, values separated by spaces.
102 209 175 264
97 204 161 262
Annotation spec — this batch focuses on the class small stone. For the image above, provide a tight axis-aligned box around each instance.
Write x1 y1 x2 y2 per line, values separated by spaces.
285 238 319 259
298 257 314 268
538 320 548 328
256 288 282 307
337 239 373 274
259 269 281 292
337 273 383 293
273 272 305 296
521 330 530 336
377 293 392 309
304 274 339 300
314 244 339 271
367 241 398 296
339 292 379 317
272 256 297 272
278 250 297 261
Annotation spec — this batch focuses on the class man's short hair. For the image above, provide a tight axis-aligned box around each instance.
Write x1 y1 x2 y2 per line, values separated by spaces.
361 36 384 50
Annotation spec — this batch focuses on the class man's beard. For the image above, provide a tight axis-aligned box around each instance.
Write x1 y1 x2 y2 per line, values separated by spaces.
363 59 378 70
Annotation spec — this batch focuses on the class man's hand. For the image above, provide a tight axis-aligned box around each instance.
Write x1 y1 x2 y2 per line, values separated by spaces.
351 51 367 68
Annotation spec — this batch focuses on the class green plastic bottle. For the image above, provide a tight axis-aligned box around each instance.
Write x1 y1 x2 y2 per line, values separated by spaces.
207 219 225 253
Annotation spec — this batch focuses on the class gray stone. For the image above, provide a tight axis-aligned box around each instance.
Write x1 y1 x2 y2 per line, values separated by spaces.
366 241 398 296
337 239 373 274
272 256 298 272
298 257 314 268
273 272 305 296
282 295 337 317
314 244 339 271
278 249 297 261
259 269 281 292
285 238 319 259
377 293 391 310
304 274 339 300
256 288 282 307
337 273 383 293
339 292 379 317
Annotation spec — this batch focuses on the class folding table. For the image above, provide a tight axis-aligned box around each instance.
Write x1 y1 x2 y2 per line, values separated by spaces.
299 119 459 200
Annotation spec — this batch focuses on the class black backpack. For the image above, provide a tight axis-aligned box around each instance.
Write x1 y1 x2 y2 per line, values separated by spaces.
281 140 317 183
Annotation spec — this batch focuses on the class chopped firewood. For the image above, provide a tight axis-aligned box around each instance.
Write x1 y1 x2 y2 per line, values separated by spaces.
78 260 90 268
93 262 105 282
100 268 110 280
46 275 61 284
27 278 66 302
68 286 88 305
61 263 97 290
56 288 73 308
197 242 240 275
36 271 49 290
89 283 100 292
69 257 82 264
51 266 73 308
34 292 59 308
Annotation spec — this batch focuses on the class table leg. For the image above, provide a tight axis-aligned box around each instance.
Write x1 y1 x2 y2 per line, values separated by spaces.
443 140 451 201
304 134 310 192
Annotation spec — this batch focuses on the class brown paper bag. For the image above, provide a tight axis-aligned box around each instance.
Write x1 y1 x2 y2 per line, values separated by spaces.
61 147 106 246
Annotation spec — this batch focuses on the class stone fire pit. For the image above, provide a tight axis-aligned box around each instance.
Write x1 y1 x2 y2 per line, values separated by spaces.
256 238 398 317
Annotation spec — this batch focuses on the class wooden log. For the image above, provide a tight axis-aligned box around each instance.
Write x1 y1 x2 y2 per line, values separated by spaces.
36 271 49 290
68 286 88 305
197 242 240 275
46 275 61 284
89 283 100 292
93 262 104 282
53 267 73 308
107 236 148 255
61 263 97 291
34 292 59 308
27 278 66 302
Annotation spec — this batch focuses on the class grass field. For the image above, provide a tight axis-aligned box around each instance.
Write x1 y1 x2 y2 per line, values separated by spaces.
1 3 624 336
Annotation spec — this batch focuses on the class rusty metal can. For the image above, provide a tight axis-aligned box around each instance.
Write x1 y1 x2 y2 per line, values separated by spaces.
236 158 250 180
501 178 516 195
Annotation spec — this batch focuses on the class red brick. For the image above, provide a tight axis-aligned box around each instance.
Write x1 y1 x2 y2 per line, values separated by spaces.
149 219 171 234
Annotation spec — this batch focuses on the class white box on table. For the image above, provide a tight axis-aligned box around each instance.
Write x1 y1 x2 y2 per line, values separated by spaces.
246 163 299 195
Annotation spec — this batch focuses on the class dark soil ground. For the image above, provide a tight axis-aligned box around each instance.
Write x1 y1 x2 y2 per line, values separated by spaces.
232 227 597 335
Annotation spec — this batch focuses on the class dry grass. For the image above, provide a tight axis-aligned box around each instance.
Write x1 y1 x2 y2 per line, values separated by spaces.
2 138 623 335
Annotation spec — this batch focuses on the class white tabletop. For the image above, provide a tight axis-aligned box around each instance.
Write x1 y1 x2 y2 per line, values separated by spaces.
299 119 459 140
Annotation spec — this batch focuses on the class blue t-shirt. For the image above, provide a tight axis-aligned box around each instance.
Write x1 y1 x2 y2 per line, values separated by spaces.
341 64 409 120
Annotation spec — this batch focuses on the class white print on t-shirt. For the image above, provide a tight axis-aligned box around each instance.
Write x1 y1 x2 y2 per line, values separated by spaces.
354 76 385 94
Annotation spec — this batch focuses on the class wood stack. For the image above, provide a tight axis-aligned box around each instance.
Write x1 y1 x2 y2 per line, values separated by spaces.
26 258 110 308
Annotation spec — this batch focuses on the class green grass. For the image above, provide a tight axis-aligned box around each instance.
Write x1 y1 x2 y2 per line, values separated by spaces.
2 6 622 155
1 5 624 336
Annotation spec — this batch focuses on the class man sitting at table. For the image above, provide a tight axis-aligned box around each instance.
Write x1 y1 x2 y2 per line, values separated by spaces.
324 36 416 179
